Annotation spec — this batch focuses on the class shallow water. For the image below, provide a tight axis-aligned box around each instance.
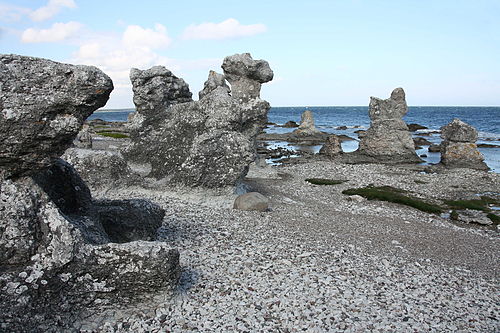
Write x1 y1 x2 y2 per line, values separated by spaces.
89 106 500 173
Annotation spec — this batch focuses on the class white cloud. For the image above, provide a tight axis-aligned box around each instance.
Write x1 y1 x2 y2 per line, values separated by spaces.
122 23 172 49
30 0 76 22
0 4 31 22
21 21 82 43
21 21 83 43
70 24 180 108
182 18 266 40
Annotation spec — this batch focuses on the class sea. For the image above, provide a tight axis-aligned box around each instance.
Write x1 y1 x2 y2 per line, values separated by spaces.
88 106 500 173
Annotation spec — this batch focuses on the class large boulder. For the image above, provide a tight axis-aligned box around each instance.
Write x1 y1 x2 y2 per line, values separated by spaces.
440 119 488 170
357 88 421 163
122 53 274 188
0 54 113 179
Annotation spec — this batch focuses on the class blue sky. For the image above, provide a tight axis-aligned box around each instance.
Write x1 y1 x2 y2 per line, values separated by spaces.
1 0 499 108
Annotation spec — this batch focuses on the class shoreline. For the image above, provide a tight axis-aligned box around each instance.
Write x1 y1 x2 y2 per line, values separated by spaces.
78 158 499 331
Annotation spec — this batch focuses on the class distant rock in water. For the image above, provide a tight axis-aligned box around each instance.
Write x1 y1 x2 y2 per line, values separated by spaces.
319 134 343 157
0 54 113 179
356 88 421 163
293 110 322 136
281 120 299 128
440 118 488 170
123 53 273 188
408 123 428 132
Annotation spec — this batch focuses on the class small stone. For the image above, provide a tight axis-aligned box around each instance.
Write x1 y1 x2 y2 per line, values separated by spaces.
233 192 269 212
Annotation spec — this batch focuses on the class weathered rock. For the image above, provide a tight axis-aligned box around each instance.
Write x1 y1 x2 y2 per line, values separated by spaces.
63 148 140 191
130 66 192 118
319 134 343 157
440 119 488 170
95 199 164 243
74 124 93 148
441 118 477 143
0 54 113 179
408 123 428 131
221 52 273 101
413 137 432 146
440 141 488 170
293 110 322 136
357 88 421 163
0 55 180 331
0 169 179 330
281 120 299 128
455 209 493 225
233 192 269 211
428 143 441 152
123 53 273 188
199 70 230 100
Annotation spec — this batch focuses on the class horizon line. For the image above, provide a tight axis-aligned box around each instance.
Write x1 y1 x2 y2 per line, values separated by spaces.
98 105 500 111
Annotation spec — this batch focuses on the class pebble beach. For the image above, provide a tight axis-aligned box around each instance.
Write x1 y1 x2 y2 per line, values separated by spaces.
82 160 500 332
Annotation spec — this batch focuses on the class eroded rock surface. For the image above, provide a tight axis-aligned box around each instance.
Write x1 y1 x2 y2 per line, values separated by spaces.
440 119 488 170
319 134 343 157
357 88 420 163
0 56 179 331
123 53 273 188
0 54 113 179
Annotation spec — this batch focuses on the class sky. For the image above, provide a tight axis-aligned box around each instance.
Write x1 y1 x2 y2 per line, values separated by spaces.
1 0 499 108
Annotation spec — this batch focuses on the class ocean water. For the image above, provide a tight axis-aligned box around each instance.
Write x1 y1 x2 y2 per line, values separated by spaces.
88 106 500 172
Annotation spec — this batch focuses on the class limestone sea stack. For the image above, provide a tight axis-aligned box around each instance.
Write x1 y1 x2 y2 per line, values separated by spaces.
0 55 180 331
319 134 343 157
292 110 322 136
357 88 421 163
123 53 273 188
440 118 488 170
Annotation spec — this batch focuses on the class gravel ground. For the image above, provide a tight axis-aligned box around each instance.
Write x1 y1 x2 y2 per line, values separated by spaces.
83 161 499 332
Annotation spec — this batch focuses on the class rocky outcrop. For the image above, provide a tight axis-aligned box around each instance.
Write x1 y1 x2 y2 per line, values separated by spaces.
74 124 93 148
0 54 113 179
440 119 488 170
0 56 179 331
123 53 273 188
319 134 343 157
292 110 321 136
357 88 421 163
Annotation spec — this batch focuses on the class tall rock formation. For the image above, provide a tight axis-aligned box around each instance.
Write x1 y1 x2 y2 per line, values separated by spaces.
292 110 322 136
440 119 488 170
0 55 179 331
123 53 274 188
357 88 420 163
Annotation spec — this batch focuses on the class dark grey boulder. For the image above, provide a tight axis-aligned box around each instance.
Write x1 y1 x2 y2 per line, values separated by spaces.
0 54 113 179
122 53 274 188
